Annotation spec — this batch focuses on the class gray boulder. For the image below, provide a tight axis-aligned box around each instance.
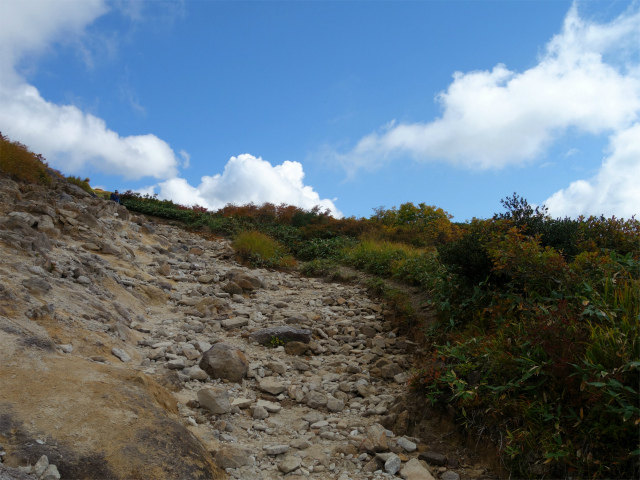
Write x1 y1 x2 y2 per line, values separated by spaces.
199 343 248 382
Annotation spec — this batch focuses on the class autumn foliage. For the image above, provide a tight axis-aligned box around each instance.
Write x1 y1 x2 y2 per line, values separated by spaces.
0 133 52 185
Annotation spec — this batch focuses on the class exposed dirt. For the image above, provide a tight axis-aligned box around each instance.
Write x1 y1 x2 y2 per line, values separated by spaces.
0 317 223 479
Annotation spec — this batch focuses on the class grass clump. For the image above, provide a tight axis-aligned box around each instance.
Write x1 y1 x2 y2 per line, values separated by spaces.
233 230 296 269
0 133 51 186
65 175 94 195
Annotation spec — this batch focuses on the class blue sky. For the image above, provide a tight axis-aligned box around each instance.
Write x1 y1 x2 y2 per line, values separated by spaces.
1 0 639 221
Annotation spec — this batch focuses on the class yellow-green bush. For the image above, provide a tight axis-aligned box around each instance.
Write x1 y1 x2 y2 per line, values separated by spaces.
233 230 296 269
0 133 51 185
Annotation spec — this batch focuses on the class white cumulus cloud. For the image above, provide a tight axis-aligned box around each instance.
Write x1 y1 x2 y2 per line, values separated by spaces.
337 4 640 172
333 3 640 217
0 0 180 180
545 123 640 218
149 154 342 217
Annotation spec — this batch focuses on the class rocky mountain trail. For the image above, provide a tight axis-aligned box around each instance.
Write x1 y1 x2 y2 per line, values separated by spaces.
0 176 498 480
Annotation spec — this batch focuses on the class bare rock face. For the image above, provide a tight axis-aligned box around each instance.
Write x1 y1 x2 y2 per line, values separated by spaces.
199 343 248 382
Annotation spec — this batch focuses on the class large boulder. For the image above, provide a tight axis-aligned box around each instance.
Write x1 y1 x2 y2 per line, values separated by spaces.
225 269 264 289
199 343 248 383
248 326 312 346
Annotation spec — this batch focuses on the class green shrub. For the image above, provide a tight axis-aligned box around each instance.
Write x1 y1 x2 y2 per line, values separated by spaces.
414 235 640 479
296 237 356 261
437 219 497 286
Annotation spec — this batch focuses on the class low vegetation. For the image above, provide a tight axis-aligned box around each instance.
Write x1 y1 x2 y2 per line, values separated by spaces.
65 175 94 195
0 133 52 186
0 134 94 197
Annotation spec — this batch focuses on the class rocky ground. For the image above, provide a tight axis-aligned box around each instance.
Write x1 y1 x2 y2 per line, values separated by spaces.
0 176 499 480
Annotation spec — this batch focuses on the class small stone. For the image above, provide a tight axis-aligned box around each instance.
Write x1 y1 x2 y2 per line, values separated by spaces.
221 317 249 329
223 281 243 295
167 358 185 370
197 274 217 284
285 341 310 356
360 424 388 453
441 471 461 480
419 451 447 466
57 344 73 353
22 277 52 293
327 396 345 412
256 399 281 413
197 387 231 414
305 391 328 409
186 366 209 381
252 405 269 419
111 347 131 362
231 398 253 409
400 458 436 480
278 455 301 474
291 358 310 371
258 377 286 395
41 464 61 480
380 363 402 378
384 454 402 475
182 348 200 360
33 455 49 477
264 444 290 455
265 361 286 374
290 438 311 449
249 326 312 346
397 436 417 452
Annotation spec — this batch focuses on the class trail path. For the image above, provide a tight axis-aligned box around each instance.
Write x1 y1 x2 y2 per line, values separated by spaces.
0 176 498 480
